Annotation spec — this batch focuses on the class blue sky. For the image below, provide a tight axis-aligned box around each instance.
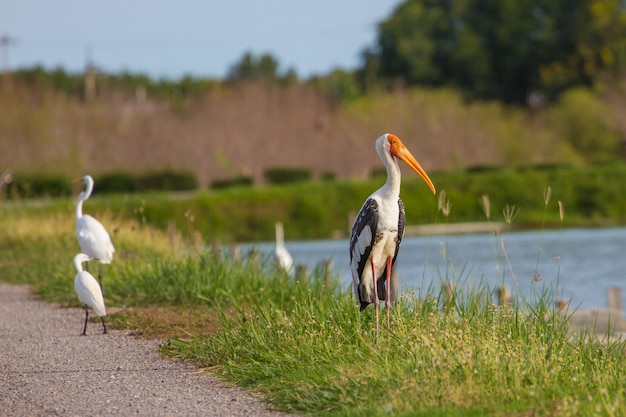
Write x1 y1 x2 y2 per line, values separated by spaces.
2 1 403 80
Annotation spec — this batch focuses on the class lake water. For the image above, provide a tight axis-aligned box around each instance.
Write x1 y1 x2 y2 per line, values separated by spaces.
239 227 626 311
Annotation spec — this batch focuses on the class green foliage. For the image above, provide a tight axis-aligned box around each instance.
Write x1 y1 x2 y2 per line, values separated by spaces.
3 173 72 199
12 65 220 102
363 0 626 103
45 165 626 243
308 69 361 102
264 167 312 185
134 170 199 192
96 169 201 193
210 176 253 190
95 171 137 193
227 52 298 84
3 170 199 198
550 87 623 163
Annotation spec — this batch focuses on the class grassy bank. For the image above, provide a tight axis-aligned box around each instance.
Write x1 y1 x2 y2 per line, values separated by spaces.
5 163 626 243
2 209 626 416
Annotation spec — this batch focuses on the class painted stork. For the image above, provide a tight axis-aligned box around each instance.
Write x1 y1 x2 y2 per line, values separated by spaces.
73 253 107 335
274 221 294 274
349 133 436 337
72 175 115 293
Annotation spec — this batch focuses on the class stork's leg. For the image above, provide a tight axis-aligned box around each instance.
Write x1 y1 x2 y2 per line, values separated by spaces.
371 260 379 342
100 316 107 334
81 305 89 336
386 257 392 332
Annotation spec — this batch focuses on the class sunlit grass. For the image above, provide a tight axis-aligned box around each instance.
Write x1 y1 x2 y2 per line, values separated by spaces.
3 199 626 416
163 281 626 416
159 188 626 416
0 204 183 303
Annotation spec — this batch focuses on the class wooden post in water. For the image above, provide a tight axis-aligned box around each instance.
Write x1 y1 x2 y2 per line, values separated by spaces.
497 285 512 307
607 287 622 315
390 270 398 303
247 248 260 268
443 282 454 312
296 264 308 279
323 259 332 288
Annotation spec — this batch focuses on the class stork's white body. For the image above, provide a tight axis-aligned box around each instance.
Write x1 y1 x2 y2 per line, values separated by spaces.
350 135 405 310
349 133 435 338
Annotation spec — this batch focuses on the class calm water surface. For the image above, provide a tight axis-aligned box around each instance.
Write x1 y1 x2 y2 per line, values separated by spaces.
239 227 626 310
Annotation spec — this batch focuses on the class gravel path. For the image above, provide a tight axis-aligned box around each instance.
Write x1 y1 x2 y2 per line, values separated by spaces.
0 284 295 417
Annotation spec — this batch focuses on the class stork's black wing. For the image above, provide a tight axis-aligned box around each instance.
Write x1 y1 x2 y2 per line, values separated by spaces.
349 198 378 310
393 198 406 264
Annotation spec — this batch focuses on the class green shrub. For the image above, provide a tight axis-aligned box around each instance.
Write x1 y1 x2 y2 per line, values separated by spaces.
94 171 136 193
3 173 71 199
135 170 199 191
210 176 253 189
264 167 312 184
552 88 622 163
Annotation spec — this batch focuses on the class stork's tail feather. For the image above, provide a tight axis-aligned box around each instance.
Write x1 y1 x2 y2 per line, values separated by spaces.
377 277 387 302
358 278 388 311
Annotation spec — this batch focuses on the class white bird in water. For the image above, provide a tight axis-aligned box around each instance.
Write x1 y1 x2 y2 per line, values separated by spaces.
73 253 107 335
72 175 115 293
274 221 294 274
349 133 436 339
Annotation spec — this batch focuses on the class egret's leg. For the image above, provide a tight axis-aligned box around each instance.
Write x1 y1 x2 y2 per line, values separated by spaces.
100 317 107 334
81 305 89 336
386 257 392 332
371 260 379 342
98 264 104 297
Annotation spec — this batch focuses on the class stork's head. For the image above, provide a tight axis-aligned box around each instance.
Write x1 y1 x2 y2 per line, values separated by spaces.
382 133 436 194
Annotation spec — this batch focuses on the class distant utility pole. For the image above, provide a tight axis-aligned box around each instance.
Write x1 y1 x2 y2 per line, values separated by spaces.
84 44 96 101
1 33 16 91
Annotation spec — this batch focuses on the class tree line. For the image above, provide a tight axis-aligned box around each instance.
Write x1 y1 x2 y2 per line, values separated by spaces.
7 0 626 106
359 0 626 104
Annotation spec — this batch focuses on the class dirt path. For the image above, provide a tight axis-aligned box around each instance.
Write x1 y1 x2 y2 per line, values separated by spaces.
0 284 294 416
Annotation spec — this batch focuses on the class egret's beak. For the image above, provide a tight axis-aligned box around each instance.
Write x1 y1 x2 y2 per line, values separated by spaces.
389 135 436 194
71 177 83 184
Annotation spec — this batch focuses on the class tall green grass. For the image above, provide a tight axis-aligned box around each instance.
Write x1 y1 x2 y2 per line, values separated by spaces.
163 280 626 416
3 196 626 416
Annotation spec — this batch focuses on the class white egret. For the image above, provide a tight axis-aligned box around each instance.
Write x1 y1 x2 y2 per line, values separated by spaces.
274 221 294 273
349 133 436 338
72 175 115 292
73 253 107 335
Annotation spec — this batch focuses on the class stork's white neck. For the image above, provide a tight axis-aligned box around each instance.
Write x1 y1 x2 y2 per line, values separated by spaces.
376 135 402 200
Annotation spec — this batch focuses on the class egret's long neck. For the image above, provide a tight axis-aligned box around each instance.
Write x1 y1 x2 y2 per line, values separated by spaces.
275 223 285 247
75 193 84 219
73 255 91 272
75 181 92 219
73 256 84 273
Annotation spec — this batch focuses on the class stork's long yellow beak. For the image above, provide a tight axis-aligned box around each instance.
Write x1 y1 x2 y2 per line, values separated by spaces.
389 135 436 194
